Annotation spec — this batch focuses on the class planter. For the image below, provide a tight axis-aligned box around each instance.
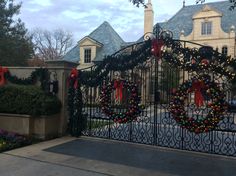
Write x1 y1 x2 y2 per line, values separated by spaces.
0 113 60 140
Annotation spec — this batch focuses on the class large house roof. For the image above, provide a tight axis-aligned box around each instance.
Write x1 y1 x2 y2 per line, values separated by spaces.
90 21 125 62
156 1 236 39
63 21 125 63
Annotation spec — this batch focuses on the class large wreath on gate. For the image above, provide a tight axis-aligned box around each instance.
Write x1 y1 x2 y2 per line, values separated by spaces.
100 79 141 123
169 74 227 134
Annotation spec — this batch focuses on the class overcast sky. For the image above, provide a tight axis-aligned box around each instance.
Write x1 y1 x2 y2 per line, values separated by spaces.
15 0 222 42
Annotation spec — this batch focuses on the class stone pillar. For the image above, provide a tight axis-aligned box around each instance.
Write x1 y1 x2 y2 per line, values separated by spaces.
46 60 79 136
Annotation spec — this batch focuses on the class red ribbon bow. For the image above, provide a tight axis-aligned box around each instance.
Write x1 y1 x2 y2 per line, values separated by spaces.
0 66 8 86
191 80 205 107
151 39 164 58
114 80 123 101
69 68 79 89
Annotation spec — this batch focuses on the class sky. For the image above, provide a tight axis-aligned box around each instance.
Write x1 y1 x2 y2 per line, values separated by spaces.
15 0 222 43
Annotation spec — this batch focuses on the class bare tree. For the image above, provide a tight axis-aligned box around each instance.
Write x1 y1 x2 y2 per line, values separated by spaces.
31 28 73 60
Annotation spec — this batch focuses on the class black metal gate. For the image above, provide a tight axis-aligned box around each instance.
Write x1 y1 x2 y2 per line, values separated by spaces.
68 29 236 157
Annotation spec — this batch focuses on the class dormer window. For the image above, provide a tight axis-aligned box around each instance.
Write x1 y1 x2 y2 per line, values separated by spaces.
201 21 212 35
84 48 91 63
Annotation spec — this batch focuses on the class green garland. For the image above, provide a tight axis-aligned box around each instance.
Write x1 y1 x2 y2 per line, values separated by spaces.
76 35 236 87
4 68 50 91
67 69 86 136
80 40 152 87
162 37 236 83
169 74 227 134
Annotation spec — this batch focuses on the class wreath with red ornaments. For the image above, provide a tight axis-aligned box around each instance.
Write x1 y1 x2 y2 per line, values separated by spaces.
169 74 227 134
100 79 142 123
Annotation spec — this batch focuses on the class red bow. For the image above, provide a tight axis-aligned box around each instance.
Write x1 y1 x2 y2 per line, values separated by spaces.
69 68 78 89
0 66 8 86
151 39 164 58
191 80 205 107
114 80 123 101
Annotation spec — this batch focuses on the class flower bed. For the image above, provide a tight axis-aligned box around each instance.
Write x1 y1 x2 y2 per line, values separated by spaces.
0 129 32 152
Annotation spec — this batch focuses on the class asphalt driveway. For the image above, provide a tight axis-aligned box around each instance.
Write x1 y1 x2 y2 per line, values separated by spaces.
1 136 236 176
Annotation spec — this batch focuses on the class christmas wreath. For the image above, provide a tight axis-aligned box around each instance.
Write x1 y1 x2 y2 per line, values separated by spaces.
100 79 141 123
169 74 227 134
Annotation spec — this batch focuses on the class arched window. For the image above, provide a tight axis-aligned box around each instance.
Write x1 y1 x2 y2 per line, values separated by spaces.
222 46 228 56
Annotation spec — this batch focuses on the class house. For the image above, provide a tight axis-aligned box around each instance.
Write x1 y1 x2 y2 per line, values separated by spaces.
64 0 236 66
156 1 236 57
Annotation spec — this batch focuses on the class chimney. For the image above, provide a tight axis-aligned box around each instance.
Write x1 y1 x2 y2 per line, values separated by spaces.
144 0 154 35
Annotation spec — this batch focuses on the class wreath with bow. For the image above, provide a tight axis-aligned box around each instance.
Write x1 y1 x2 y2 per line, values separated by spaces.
100 79 142 123
169 74 227 134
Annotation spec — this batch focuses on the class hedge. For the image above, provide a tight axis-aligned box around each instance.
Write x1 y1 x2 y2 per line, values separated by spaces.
0 85 61 116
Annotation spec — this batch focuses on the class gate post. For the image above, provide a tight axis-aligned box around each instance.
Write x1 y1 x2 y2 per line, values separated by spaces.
45 60 79 136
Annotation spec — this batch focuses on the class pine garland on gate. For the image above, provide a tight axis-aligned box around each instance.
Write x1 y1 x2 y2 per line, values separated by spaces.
161 37 236 83
69 31 236 100
67 69 86 136
79 40 152 87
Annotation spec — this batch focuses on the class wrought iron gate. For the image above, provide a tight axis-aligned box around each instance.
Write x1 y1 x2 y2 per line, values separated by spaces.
68 29 236 157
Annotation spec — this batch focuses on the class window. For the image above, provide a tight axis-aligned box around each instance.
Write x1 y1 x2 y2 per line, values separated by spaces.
84 48 91 63
222 46 228 56
201 22 212 35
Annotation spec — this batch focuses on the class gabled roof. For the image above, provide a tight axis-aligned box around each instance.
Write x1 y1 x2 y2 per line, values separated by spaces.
156 1 236 39
63 21 125 63
79 36 103 47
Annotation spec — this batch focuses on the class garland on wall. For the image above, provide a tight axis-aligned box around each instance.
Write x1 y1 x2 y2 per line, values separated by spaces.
0 66 51 92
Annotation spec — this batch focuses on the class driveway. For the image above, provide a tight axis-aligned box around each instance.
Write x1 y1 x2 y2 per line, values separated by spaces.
1 136 236 176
